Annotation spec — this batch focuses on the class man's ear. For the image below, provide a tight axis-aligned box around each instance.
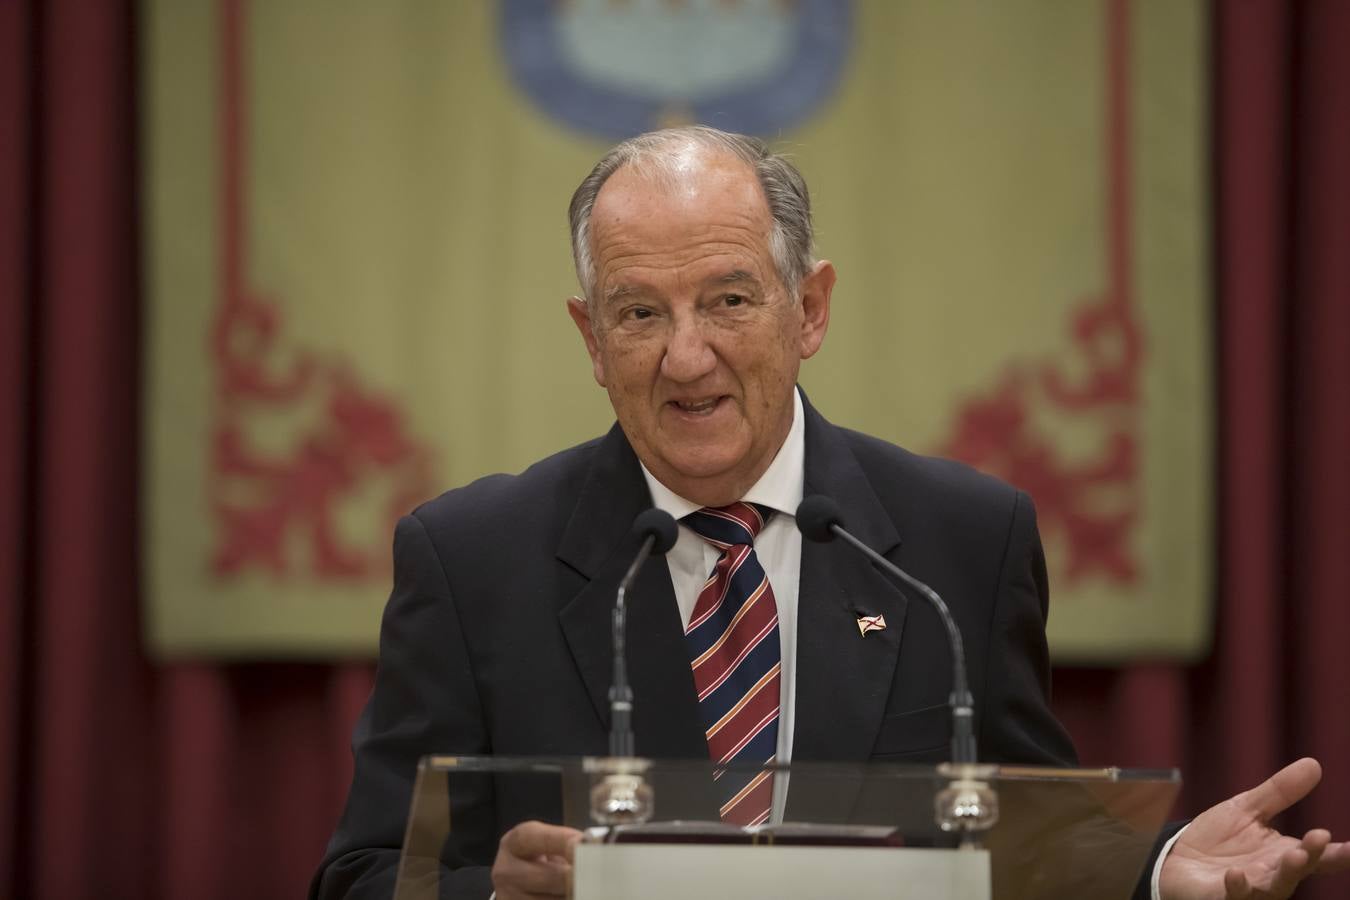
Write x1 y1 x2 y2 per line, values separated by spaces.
566 296 607 387
798 260 835 360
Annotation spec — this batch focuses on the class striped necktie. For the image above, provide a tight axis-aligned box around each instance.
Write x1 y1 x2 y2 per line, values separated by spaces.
682 502 780 827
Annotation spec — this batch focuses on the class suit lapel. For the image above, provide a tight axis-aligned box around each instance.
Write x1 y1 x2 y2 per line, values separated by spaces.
556 424 708 760
554 400 913 773
791 401 910 764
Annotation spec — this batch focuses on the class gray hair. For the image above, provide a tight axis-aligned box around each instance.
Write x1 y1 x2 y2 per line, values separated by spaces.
567 126 815 303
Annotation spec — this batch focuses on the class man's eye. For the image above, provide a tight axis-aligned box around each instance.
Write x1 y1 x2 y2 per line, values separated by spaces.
723 294 747 307
626 307 653 321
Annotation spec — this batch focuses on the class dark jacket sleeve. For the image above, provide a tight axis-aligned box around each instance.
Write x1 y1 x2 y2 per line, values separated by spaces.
310 513 495 900
978 490 1078 767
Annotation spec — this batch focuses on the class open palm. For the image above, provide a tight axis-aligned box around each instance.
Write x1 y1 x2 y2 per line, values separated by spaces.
1160 758 1350 899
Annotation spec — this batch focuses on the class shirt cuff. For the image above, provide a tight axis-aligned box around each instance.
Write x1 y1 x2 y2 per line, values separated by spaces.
1151 822 1189 900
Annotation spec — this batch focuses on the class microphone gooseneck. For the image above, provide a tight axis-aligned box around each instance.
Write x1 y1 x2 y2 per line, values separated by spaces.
795 495 978 765
610 508 679 757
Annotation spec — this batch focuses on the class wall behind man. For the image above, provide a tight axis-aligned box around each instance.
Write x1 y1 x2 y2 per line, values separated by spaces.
142 0 1210 663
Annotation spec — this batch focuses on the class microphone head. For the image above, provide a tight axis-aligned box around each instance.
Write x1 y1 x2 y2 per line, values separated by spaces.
795 495 842 543
632 508 679 555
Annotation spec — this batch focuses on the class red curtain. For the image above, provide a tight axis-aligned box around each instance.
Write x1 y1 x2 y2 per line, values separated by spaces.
1 1 1346 898
0 3 373 898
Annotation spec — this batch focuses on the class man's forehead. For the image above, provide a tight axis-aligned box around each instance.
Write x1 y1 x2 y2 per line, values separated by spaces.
591 153 769 224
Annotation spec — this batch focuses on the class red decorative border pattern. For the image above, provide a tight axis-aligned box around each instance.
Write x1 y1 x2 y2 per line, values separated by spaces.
208 0 436 580
937 0 1142 586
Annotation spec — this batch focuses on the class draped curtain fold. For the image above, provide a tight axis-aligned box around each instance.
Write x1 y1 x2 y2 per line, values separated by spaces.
1 1 1346 898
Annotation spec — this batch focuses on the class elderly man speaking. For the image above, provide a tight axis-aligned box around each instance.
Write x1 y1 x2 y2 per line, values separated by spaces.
313 127 1347 900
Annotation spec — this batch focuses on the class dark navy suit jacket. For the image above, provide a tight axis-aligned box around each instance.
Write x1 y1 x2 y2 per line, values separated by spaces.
313 399 1095 899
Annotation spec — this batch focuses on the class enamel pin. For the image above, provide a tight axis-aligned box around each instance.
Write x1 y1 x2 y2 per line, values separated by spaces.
856 613 887 637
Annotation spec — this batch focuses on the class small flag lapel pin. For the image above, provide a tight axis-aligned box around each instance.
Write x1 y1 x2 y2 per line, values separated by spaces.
856 613 887 637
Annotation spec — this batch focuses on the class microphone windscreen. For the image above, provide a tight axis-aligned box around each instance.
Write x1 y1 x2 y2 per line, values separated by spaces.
795 495 842 543
632 508 679 555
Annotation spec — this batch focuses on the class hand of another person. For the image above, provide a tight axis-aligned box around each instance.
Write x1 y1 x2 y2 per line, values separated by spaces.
491 820 584 900
1159 758 1350 899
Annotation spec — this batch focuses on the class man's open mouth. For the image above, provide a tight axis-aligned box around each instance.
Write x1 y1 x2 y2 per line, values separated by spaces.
670 397 722 415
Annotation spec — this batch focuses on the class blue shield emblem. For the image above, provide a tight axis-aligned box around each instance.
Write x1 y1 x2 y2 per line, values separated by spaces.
501 0 853 139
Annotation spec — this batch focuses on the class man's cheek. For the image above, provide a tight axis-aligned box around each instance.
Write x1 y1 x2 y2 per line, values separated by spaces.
608 342 661 380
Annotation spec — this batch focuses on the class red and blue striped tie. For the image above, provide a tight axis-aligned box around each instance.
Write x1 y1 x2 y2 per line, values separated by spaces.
683 502 780 827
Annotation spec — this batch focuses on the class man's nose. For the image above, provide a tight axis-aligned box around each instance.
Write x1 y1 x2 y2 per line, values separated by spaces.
660 315 717 382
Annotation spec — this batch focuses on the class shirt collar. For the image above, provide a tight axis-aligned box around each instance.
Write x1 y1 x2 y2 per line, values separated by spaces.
640 388 805 519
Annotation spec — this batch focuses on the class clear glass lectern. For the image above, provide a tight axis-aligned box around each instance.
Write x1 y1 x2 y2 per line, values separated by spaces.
394 756 1180 900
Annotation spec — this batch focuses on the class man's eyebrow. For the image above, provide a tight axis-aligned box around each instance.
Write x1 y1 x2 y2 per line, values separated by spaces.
712 270 760 287
603 284 639 303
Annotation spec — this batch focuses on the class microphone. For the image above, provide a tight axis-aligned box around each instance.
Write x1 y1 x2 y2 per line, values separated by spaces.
796 495 978 765
610 508 679 757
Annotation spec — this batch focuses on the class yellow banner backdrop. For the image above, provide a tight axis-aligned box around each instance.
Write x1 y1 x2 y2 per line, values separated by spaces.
143 0 1209 660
